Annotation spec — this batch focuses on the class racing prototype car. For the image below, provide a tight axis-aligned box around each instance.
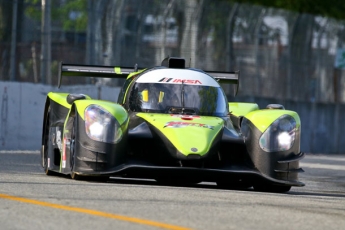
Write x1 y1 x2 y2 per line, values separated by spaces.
41 57 304 193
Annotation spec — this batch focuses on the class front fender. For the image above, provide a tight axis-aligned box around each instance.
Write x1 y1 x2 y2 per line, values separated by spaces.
240 109 302 182
229 102 259 128
229 102 259 117
244 109 300 133
74 100 128 126
62 100 129 174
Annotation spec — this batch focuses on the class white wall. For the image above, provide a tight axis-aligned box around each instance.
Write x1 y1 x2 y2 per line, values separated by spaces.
0 81 120 150
1 81 344 153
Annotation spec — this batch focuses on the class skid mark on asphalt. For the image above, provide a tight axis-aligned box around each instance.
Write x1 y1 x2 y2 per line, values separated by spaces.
0 193 192 230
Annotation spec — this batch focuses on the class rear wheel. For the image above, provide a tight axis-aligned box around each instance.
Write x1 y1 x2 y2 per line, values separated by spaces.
42 106 53 175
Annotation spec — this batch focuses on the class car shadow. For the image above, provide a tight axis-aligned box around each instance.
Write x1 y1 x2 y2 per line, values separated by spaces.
44 173 345 198
105 177 345 198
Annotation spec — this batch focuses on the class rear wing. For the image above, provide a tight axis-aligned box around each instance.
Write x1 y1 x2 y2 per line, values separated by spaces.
206 70 240 96
58 61 240 95
58 62 139 88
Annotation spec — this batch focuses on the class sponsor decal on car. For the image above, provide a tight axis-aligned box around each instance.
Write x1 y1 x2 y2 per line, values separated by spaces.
158 78 202 84
170 114 200 120
62 137 68 168
159 78 173 82
56 128 62 151
164 121 214 129
173 79 202 84
136 69 220 87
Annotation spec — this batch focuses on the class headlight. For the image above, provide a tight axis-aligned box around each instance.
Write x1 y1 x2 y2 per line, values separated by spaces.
259 115 296 152
84 105 123 143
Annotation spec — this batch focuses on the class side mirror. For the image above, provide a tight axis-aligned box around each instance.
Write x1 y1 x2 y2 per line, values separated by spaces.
66 94 87 105
266 104 285 110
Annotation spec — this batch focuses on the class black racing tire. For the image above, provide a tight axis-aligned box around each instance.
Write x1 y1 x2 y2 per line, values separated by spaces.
253 184 291 193
42 106 53 176
70 115 82 180
216 180 252 190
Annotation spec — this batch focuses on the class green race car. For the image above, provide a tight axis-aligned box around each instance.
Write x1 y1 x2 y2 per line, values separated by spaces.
41 57 304 193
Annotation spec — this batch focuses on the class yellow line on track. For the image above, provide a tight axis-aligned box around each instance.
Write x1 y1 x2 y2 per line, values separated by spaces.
0 193 192 230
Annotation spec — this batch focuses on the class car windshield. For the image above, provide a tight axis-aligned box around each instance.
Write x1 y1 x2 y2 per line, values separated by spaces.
129 82 228 116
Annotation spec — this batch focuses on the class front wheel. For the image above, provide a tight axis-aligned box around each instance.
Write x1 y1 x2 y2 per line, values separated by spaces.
70 116 82 180
42 106 53 176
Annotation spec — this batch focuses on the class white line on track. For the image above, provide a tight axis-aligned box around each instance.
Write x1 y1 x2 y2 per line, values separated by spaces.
0 150 40 154
305 154 345 162
300 162 345 171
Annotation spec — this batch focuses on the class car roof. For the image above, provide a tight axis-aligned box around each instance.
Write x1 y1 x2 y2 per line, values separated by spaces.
135 68 220 87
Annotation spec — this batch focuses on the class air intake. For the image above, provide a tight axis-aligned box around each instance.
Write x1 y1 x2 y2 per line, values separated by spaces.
161 57 185 68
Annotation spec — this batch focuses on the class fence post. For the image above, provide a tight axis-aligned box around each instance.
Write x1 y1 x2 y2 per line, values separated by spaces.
10 0 18 81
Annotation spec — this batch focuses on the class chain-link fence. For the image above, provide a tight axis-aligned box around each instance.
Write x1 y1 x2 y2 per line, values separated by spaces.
1 0 345 103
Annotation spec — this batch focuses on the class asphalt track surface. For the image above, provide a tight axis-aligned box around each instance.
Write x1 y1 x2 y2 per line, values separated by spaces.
1 151 345 230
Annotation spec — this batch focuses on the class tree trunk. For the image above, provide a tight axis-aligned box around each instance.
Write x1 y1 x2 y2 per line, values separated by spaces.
93 1 107 65
40 0 51 84
179 0 203 68
226 3 239 72
156 0 176 64
112 0 125 66
288 13 315 100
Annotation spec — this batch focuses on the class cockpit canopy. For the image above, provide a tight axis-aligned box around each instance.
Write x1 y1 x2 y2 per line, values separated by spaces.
129 68 228 116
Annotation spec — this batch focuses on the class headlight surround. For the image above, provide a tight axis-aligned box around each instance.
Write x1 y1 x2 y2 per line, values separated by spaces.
259 115 296 152
84 105 123 143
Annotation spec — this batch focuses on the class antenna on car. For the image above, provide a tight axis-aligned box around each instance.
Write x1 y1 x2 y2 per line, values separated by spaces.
134 63 138 72
189 57 191 68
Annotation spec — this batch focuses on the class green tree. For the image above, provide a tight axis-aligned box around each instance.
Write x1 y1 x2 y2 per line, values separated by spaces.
58 0 87 32
0 0 12 41
24 0 87 32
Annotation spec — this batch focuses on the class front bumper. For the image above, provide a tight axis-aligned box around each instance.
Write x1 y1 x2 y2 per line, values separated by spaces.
75 163 305 187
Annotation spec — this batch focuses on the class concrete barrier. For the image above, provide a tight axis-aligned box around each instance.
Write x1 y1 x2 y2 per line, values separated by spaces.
0 81 344 153
0 81 120 150
233 96 345 154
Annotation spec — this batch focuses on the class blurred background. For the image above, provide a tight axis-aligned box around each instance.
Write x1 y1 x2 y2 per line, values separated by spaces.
1 0 345 152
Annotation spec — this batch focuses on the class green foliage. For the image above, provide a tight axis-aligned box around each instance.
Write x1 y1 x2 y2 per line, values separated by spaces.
24 0 87 32
57 0 87 32
24 0 41 20
0 0 12 41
